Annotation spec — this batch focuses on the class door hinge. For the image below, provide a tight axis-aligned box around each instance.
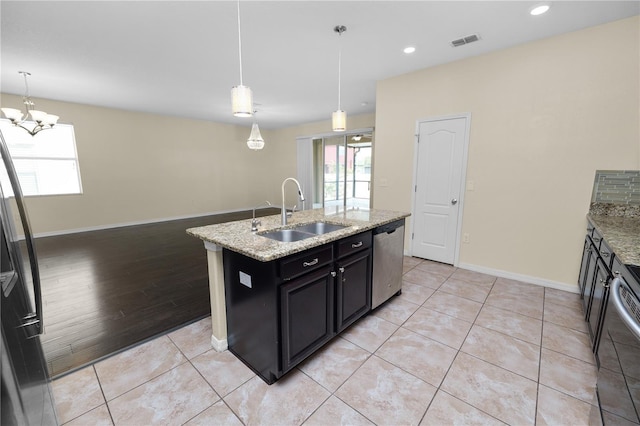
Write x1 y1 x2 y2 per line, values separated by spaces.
414 185 417 192
415 134 420 143
412 233 414 240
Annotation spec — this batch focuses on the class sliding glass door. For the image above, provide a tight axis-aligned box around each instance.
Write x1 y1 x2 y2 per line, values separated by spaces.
312 133 372 209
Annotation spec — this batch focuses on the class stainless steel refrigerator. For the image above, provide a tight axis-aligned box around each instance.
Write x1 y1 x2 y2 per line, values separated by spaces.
0 130 58 425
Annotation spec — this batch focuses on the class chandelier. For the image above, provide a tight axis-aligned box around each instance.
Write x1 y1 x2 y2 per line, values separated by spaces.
1 71 59 136
247 110 264 150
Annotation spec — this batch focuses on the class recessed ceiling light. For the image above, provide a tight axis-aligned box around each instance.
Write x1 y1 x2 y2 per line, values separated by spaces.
403 46 416 54
530 3 550 16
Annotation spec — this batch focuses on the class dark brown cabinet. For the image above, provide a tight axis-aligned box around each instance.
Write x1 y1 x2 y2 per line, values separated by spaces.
577 220 614 367
336 249 372 332
580 235 599 313
280 266 335 372
223 230 373 384
587 256 612 364
578 236 595 298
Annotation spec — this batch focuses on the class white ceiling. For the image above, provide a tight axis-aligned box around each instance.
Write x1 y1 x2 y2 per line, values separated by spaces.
1 1 638 129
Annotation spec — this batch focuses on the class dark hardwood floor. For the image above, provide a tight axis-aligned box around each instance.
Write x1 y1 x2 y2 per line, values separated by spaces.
35 208 280 378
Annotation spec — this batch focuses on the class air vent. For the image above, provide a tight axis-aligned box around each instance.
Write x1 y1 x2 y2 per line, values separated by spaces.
451 34 480 47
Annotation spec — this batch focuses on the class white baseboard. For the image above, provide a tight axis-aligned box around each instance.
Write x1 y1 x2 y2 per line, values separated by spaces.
31 206 279 239
457 262 579 294
211 334 228 352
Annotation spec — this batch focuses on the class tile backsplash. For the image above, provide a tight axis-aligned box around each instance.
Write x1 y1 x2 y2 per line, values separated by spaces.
591 170 640 205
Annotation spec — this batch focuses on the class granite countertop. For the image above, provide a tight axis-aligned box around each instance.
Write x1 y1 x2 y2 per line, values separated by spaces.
587 214 640 267
187 207 411 262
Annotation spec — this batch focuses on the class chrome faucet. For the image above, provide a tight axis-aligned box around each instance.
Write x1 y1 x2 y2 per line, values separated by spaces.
281 178 305 225
251 201 271 232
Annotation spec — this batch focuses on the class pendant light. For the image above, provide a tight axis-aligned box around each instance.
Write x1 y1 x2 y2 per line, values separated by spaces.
247 111 264 150
231 0 253 117
332 25 347 132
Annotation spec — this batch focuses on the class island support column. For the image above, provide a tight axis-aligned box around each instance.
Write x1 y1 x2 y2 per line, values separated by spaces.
204 241 228 351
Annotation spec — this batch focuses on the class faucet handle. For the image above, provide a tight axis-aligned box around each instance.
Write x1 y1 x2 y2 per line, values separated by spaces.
286 204 297 218
251 218 261 232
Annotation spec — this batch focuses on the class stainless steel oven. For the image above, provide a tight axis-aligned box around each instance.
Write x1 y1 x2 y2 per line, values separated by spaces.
592 259 640 425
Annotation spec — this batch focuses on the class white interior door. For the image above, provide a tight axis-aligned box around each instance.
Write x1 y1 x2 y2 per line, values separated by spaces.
412 116 469 264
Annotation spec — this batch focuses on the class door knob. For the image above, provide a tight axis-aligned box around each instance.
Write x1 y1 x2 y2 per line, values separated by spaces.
451 199 458 205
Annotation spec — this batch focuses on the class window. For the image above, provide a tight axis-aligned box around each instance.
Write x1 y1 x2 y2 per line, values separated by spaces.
311 132 372 209
0 120 82 196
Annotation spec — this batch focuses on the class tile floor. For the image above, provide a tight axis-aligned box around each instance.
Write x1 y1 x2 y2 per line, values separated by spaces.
52 257 600 426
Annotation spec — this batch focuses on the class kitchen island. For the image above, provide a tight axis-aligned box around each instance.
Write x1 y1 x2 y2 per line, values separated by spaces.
186 207 410 355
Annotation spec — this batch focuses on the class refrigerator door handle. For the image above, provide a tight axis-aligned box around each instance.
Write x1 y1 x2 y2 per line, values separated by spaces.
0 130 43 336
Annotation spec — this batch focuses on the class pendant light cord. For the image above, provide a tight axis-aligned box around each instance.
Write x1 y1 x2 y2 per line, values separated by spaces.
334 25 346 111
337 41 342 110
236 0 244 86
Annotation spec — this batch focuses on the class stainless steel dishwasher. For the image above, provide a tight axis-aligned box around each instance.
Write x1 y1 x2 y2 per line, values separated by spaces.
372 218 405 309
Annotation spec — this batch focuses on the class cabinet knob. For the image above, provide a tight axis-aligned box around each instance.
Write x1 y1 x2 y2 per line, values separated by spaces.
331 271 337 277
339 267 345 273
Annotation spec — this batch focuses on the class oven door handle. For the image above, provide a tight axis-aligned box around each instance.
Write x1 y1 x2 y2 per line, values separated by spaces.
610 276 640 341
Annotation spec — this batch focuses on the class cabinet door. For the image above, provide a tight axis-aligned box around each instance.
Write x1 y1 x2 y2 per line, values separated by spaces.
336 249 372 332
578 236 592 298
583 237 599 317
280 266 335 373
588 256 611 362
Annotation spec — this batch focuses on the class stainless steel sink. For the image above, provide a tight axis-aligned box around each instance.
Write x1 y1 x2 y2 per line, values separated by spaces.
259 222 348 242
259 229 315 242
292 222 347 235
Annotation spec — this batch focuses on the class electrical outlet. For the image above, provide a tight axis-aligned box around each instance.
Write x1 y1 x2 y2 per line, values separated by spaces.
463 233 470 243
467 180 475 191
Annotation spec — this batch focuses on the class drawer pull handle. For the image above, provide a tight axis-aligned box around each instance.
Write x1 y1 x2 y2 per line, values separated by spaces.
303 258 319 267
593 238 601 243
602 252 610 258
351 241 363 248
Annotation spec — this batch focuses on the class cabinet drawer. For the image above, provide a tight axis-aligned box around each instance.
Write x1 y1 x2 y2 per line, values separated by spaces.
336 231 372 259
279 245 333 281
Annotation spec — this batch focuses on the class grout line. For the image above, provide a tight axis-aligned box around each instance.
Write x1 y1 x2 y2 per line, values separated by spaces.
94 364 115 426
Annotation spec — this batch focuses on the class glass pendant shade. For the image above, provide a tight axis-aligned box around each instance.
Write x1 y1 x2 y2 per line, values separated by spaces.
231 85 253 117
29 110 48 123
247 122 264 150
1 108 24 122
332 110 346 132
45 114 59 126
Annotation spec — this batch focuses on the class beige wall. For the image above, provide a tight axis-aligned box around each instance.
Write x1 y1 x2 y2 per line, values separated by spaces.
0 90 374 235
374 16 640 288
0 94 288 235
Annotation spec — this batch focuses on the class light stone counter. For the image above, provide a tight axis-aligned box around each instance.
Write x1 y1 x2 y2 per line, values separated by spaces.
587 214 640 267
187 207 411 351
